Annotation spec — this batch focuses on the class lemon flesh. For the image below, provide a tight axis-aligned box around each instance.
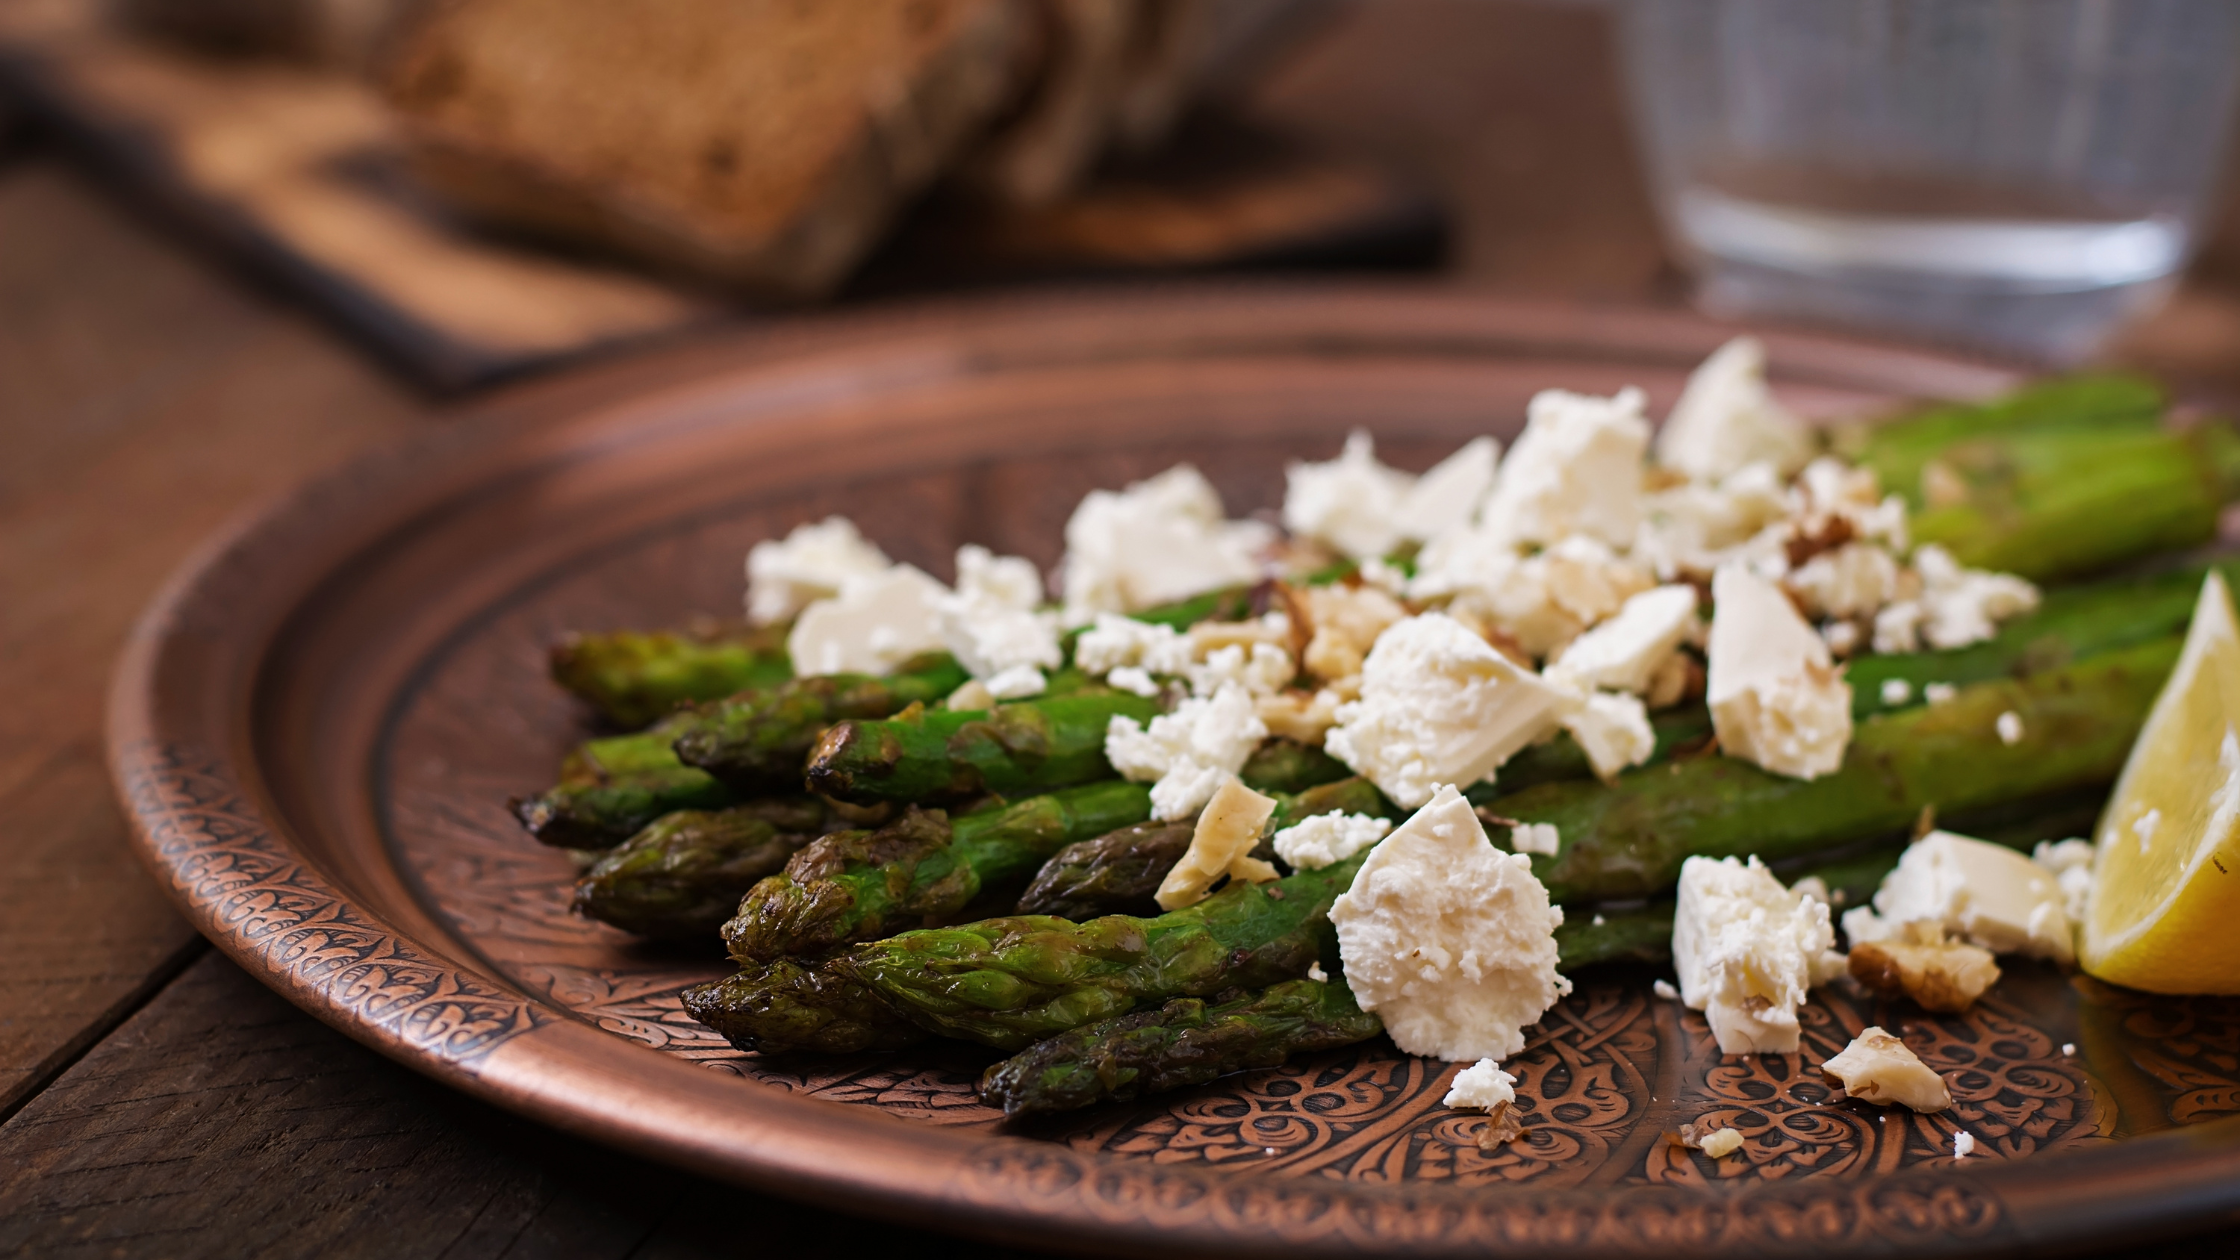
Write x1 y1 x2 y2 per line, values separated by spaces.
2082 571 2240 993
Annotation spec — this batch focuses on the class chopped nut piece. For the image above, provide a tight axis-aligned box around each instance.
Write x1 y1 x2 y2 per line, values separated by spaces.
1821 1026 1953 1112
1154 777 1278 910
1847 923 2000 1013
1698 1127 1744 1159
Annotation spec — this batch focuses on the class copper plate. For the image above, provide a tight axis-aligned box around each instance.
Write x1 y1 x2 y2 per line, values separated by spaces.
108 286 2240 1256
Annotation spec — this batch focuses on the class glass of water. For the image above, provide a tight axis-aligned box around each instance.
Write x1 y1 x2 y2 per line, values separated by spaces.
1619 0 2240 360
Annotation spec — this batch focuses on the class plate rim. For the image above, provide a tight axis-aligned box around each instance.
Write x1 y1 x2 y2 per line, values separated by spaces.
104 282 2240 1257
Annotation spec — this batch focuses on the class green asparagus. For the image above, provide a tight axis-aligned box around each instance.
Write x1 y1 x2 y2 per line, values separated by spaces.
723 780 1154 962
1016 776 1392 920
681 958 925 1055
1496 637 2178 905
671 652 970 793
977 976 1383 1117
550 625 791 729
572 798 828 940
805 689 1160 803
1238 739 1351 794
513 715 734 848
1841 373 2165 498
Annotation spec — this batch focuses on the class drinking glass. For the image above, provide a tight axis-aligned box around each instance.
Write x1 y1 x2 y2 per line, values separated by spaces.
1619 0 2240 360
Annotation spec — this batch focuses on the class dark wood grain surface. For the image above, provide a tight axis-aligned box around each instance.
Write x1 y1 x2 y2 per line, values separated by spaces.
5 2 2240 1255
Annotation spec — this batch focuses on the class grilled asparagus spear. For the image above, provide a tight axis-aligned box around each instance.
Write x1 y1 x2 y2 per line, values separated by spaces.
723 780 1154 962
550 625 791 729
1238 739 1350 794
978 975 1382 1117
682 957 927 1055
572 797 827 940
671 652 970 793
513 714 735 848
805 689 1160 803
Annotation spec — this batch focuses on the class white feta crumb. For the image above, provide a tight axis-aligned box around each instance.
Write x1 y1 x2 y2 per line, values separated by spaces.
945 679 994 711
1477 387 1651 549
1419 538 1651 661
2032 838 2097 926
1881 678 1913 706
1332 785 1571 1061
1510 822 1560 857
1307 962 1328 983
1923 682 1958 706
1794 457 1909 551
1593 913 1607 926
1272 811 1393 871
1188 641 1296 700
1873 600 1925 654
1105 666 1161 697
1442 1059 1518 1111
1653 979 1680 1001
1697 1127 1745 1159
1555 686 1657 782
1073 613 1193 678
1913 545 2041 650
938 545 1061 682
1672 855 1837 1055
1843 830 2074 964
1631 461 1790 581
2062 1043 2075 1056
1821 1026 1952 1112
1996 710 2024 746
1953 1130 1976 1159
1655 336 1813 482
1547 584 1699 695
1105 684 1269 821
1821 620 1861 657
1787 543 1901 621
785 565 950 677
746 516 893 626
1706 565 1853 780
1324 613 1567 808
1059 465 1273 624
1282 430 1416 561
982 665 1047 700
1156 777 1280 910
1395 437 1500 543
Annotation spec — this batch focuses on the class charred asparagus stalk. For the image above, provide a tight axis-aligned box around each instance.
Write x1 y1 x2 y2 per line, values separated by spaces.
671 652 969 793
1238 739 1351 794
572 798 828 940
977 976 1383 1117
1500 637 2177 905
682 957 927 1055
805 689 1160 803
723 780 1155 962
1841 373 2166 498
513 715 735 848
1016 776 1392 920
550 625 791 729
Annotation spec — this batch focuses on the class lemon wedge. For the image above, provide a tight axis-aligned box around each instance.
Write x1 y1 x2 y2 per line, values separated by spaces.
2081 571 2240 992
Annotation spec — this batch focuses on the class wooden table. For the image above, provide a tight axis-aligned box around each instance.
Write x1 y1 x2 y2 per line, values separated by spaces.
3 4 2237 1254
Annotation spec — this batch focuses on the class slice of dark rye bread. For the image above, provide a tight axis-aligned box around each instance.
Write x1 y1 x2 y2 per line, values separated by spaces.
380 0 1032 301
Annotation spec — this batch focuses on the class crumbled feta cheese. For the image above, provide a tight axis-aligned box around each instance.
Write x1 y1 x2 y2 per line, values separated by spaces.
1307 962 1328 983
2032 838 2096 925
1415 536 1653 662
1881 678 1913 707
1509 822 1560 856
1953 1130 1976 1159
1912 545 2040 650
1791 876 1832 906
1283 430 1416 561
1074 613 1193 678
1106 666 1161 697
982 665 1047 699
1787 543 1901 621
1106 684 1270 820
746 516 893 626
1672 855 1837 1055
1188 642 1296 699
1156 777 1280 910
946 679 994 711
1556 687 1656 782
1272 811 1392 870
2062 1042 2075 1056
939 545 1061 681
1549 584 1699 695
786 565 949 676
1847 922 2001 1013
1697 1127 1745 1159
1820 1026 1953 1112
1923 682 1958 705
1325 613 1568 808
1442 1059 1517 1111
1653 979 1680 1001
1331 785 1571 1061
1706 565 1853 780
1841 830 2075 964
1394 437 1500 543
1059 465 1272 624
1655 337 1813 482
1478 387 1652 549
1794 457 1909 551
1297 583 1408 684
1871 599 1924 654
1996 710 2024 746
1633 462 1791 581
